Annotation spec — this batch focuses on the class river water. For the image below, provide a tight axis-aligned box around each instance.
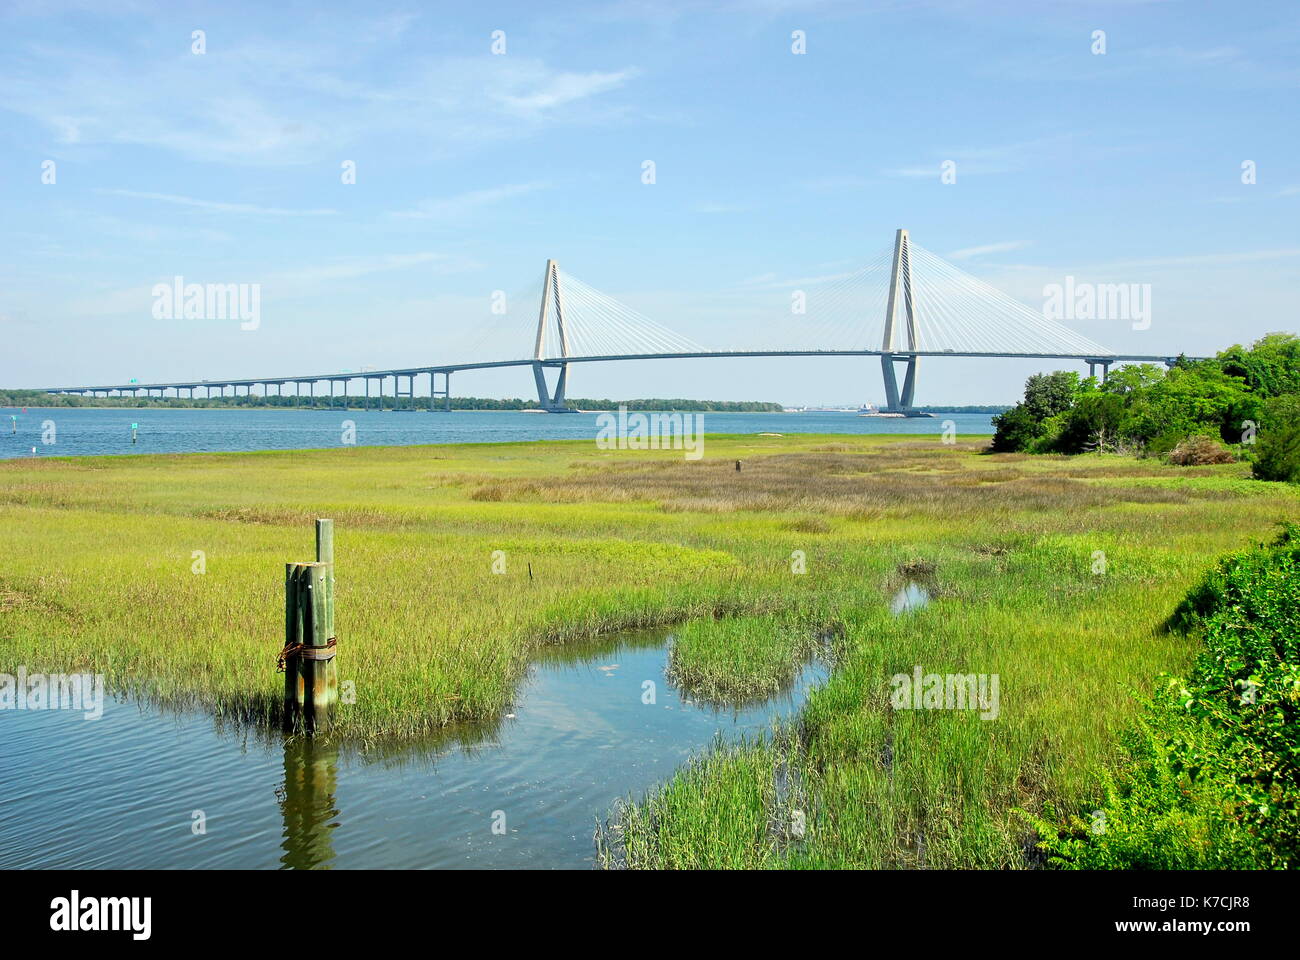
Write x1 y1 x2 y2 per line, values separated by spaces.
0 407 993 459
0 631 825 869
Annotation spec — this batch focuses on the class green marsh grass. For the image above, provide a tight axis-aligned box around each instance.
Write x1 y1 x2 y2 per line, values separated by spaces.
667 613 824 705
2 432 1297 862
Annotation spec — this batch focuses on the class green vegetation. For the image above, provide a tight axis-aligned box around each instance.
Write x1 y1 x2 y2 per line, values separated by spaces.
912 405 1010 414
0 388 782 413
3 433 1296 866
1029 524 1300 868
667 613 822 705
1252 394 1300 482
990 334 1300 463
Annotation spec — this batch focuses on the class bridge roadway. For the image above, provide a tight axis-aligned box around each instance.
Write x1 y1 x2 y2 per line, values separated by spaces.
42 348 1193 409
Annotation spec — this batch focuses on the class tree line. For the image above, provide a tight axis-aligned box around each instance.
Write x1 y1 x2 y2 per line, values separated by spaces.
990 333 1300 482
0 390 783 414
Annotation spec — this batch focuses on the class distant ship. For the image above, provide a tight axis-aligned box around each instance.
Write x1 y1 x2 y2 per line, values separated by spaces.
856 402 879 415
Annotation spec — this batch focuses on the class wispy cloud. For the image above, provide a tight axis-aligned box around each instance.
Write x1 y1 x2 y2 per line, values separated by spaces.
946 241 1028 260
1090 248 1300 270
0 37 638 165
1136 44 1244 66
391 182 550 220
494 69 637 117
884 136 1071 179
271 252 469 286
98 190 337 216
65 251 475 318
694 201 750 214
798 174 873 192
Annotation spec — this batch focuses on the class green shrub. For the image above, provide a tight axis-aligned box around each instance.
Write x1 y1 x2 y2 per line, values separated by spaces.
1030 524 1300 869
1252 395 1300 483
989 404 1040 452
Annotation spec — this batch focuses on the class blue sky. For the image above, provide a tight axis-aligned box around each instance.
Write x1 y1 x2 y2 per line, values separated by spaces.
1 0 1297 406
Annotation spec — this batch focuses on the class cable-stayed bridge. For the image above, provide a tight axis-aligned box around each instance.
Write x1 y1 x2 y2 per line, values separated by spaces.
42 230 1191 414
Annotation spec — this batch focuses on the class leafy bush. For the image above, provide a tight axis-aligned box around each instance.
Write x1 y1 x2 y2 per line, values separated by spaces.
1252 395 1300 483
1167 435 1235 466
988 335 1300 459
1029 524 1300 869
989 404 1040 452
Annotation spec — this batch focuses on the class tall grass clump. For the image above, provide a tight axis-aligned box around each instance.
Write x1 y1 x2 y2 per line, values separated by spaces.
666 614 822 704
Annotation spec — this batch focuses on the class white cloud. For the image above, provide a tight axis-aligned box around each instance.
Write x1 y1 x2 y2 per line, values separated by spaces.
694 202 750 214
946 241 1028 260
883 136 1072 179
98 190 337 216
494 69 637 116
0 37 638 165
392 183 550 220
270 252 471 286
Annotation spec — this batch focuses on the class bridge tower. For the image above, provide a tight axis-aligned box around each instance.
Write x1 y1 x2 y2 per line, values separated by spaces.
531 259 577 413
880 228 920 414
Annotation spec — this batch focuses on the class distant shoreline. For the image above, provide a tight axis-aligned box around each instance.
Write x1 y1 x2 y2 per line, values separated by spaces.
1 403 1005 415
1 395 1005 414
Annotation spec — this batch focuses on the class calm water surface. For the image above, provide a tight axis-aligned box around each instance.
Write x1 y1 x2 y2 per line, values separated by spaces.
0 632 825 869
0 407 993 459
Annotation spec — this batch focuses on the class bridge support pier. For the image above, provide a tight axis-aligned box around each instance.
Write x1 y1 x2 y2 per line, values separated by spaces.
532 361 574 413
429 371 450 411
880 354 919 413
395 374 414 410
1086 359 1112 382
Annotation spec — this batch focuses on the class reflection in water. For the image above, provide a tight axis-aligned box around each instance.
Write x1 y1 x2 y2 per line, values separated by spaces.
891 582 932 615
2 627 826 869
278 738 340 869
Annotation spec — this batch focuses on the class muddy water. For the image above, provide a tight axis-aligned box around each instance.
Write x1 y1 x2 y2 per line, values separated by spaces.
0 630 826 869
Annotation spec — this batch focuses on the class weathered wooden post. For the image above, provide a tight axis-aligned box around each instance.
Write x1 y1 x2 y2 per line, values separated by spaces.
316 518 334 620
283 562 305 729
281 520 338 733
299 562 336 732
311 519 338 728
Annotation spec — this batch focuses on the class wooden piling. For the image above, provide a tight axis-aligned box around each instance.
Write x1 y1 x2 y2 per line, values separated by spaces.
284 562 306 728
282 544 337 733
299 562 337 732
316 518 334 634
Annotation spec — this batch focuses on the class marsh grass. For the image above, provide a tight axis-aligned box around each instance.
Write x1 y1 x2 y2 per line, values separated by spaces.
2 432 1295 864
666 614 823 705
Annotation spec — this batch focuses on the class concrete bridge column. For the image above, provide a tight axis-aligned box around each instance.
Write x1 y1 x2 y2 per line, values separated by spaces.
880 354 918 412
532 361 573 413
900 355 918 409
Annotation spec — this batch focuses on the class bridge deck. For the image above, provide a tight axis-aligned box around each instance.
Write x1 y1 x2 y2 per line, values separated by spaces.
42 350 1194 395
